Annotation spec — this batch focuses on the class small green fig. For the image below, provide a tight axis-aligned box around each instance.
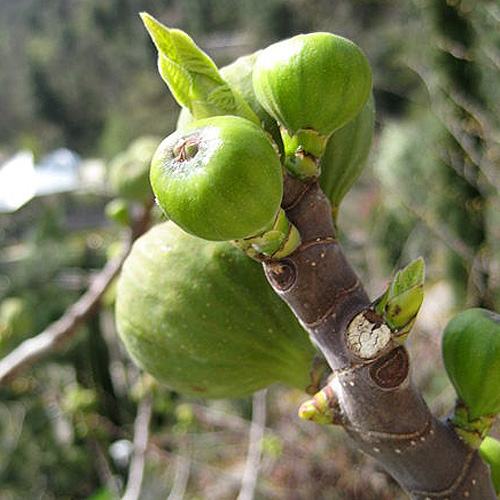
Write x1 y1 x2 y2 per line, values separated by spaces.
150 115 283 241
253 32 372 136
105 198 131 226
442 308 500 420
108 136 160 203
319 95 375 219
480 436 500 494
115 222 315 399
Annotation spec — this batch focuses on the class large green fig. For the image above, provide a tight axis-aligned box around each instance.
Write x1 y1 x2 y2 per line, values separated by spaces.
442 308 500 420
253 32 372 137
150 115 283 241
319 94 375 218
108 136 160 202
115 222 315 399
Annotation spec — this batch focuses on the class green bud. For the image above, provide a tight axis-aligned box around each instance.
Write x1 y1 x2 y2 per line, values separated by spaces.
442 308 500 420
375 257 425 342
150 115 283 241
115 222 316 399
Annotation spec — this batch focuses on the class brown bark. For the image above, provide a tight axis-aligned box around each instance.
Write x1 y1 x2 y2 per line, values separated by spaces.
262 177 497 500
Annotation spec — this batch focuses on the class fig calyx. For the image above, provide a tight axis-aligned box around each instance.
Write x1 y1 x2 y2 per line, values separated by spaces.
150 115 283 242
115 222 316 399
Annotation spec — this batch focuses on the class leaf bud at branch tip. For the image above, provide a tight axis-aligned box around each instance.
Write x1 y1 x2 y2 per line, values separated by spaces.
299 378 343 425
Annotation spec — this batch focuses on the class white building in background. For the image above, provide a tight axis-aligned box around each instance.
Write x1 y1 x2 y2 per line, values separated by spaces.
0 148 106 214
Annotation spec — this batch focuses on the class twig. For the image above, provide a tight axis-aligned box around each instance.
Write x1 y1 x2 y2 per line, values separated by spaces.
0 206 152 384
121 393 153 500
89 437 122 499
236 389 267 500
166 447 191 500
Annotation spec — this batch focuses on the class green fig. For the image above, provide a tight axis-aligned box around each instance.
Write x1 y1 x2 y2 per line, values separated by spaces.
105 198 131 226
480 436 500 495
150 115 283 241
253 32 372 177
442 308 500 420
108 136 160 203
319 94 375 218
115 222 316 399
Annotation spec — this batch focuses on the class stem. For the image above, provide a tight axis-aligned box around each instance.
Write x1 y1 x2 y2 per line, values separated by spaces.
262 177 496 500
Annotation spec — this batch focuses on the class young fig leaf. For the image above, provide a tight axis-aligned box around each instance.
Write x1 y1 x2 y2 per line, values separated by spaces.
140 12 258 124
375 257 425 339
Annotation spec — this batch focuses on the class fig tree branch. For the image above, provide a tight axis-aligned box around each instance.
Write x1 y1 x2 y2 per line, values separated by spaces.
0 206 152 385
262 175 496 500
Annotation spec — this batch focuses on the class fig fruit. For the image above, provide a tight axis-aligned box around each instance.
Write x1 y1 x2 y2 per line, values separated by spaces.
105 198 131 226
115 222 315 399
319 95 375 218
442 308 500 420
480 436 500 494
150 115 283 241
253 32 372 177
108 136 160 203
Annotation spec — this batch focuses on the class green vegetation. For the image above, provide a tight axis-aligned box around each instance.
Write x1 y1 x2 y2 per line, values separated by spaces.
1 1 500 499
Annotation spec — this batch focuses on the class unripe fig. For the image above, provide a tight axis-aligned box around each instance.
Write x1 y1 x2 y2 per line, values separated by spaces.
253 32 372 137
319 95 375 218
105 198 131 226
115 222 315 399
480 436 500 494
108 136 160 203
150 115 283 241
442 308 500 420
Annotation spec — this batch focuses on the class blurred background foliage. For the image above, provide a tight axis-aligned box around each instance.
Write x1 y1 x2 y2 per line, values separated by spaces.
1 0 500 499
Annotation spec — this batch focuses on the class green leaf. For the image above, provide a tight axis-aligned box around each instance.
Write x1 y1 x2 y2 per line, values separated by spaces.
390 257 425 298
375 257 425 336
140 12 259 124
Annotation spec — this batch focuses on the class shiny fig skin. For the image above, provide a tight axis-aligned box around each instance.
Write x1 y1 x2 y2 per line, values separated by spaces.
150 115 283 241
252 32 372 137
442 308 500 420
115 222 316 399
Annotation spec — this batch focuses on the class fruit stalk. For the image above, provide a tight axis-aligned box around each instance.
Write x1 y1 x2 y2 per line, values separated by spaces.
262 175 496 500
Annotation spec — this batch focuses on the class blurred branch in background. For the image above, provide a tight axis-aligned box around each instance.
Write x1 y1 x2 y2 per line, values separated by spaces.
121 393 153 500
236 389 267 500
0 205 151 385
